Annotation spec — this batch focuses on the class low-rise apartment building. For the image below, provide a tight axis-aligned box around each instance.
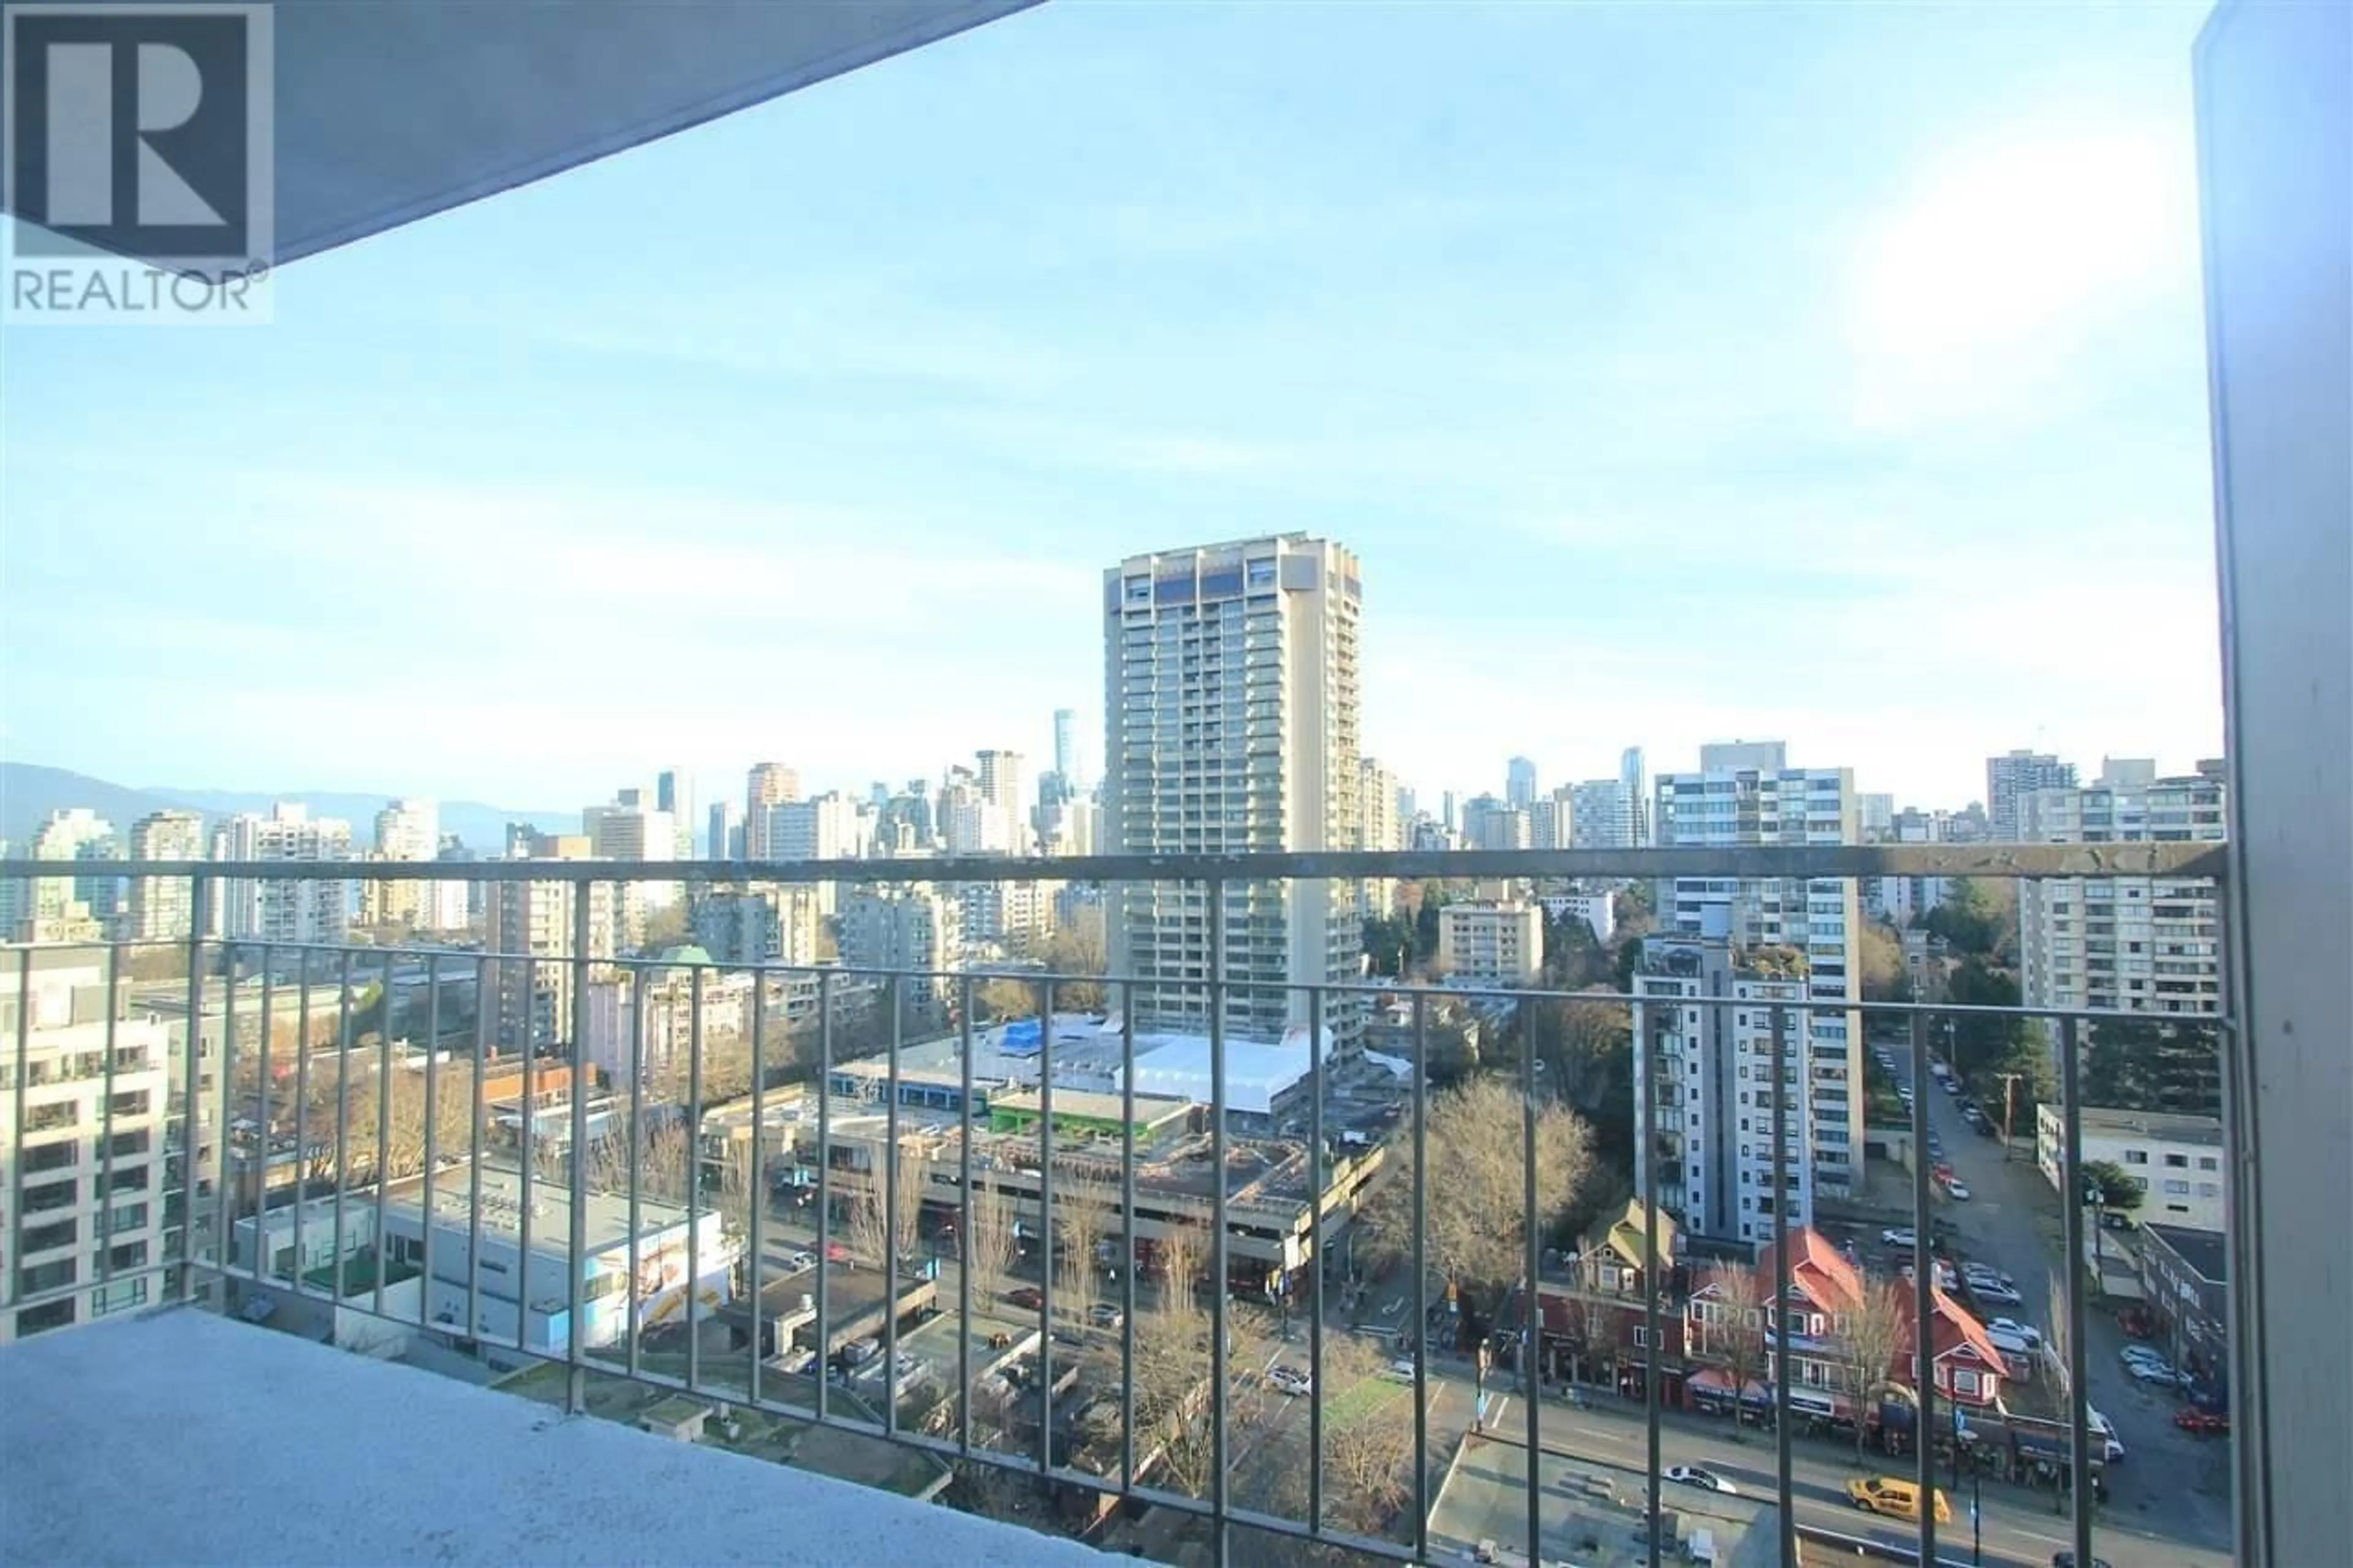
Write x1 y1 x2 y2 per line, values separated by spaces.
1436 900 1543 987
2036 1103 2227 1232
0 952 173 1342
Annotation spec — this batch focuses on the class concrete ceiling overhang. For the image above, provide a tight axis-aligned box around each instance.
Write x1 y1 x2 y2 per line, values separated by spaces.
2 0 1043 269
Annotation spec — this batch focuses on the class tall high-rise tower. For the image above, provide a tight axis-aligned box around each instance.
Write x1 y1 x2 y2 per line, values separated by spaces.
1104 535 1362 1045
1985 749 2077 841
656 769 695 858
1506 757 1538 811
744 763 799 858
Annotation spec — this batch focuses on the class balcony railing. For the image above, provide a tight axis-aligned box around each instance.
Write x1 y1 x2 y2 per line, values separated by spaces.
0 845 2234 1568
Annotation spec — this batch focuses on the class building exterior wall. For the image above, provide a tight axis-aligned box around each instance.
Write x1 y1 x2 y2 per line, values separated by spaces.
1104 535 1363 1047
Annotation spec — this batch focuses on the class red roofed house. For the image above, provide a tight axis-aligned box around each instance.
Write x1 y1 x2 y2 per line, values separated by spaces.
1686 1227 2007 1422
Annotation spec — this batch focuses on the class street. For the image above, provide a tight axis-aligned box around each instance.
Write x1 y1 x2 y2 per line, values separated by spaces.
1869 1025 2236 1558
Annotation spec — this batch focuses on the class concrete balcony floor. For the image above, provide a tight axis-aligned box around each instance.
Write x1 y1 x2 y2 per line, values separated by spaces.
0 1309 1101 1567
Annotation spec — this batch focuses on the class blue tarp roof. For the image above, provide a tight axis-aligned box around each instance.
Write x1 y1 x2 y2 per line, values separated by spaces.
998 1019 1043 1056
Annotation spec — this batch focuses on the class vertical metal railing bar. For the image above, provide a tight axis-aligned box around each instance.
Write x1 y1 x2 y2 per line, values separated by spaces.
1206 878 1231 1565
1120 980 1139 1499
1411 987 1431 1565
1768 1002 1795 1567
1910 1010 1939 1568
749 968 767 1410
686 962 705 1393
369 954 391 1319
956 974 976 1460
625 958 646 1384
419 955 438 1320
2058 1014 2094 1568
294 961 313 1302
815 968 833 1425
1036 971 1057 1475
566 884 593 1414
1522 994 1542 1565
254 953 275 1289
1306 983 1325 1538
99 940 122 1295
884 972 903 1442
216 942 240 1301
331 949 354 1311
516 956 541 1358
180 873 211 1301
9 947 33 1319
465 960 487 1349
1642 1080 1662 1568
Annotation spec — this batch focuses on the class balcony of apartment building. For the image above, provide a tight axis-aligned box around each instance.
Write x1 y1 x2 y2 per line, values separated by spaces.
0 1 2344 1565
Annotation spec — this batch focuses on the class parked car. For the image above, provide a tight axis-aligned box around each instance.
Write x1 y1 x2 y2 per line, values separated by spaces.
1384 1358 1419 1383
2121 1344 2169 1368
1881 1227 1917 1249
2129 1359 2189 1388
1007 1286 1045 1311
1665 1465 1738 1495
781 1249 816 1273
1985 1319 2044 1349
1971 1280 2025 1308
1268 1365 1313 1397
1945 1180 1972 1201
1088 1303 1124 1330
2175 1406 2231 1435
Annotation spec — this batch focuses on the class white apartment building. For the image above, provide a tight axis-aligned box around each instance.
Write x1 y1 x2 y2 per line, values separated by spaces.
2036 1104 2229 1233
1536 892 1616 945
691 884 822 969
211 805 354 945
485 836 618 1052
582 957 756 1087
1653 743 1862 1198
23 808 117 936
126 810 207 942
1567 779 1635 850
957 879 1056 960
975 749 1027 855
2017 762 2227 1017
1358 756 1403 918
742 763 800 858
1436 900 1544 987
1528 786 1574 850
1632 936 1813 1245
1104 534 1363 1046
1460 795 1531 851
836 883 961 1026
1985 751 2077 841
0 953 172 1342
766 792 871 863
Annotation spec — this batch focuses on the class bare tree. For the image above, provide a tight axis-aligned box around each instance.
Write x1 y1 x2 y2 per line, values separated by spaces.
1697 1261 1768 1443
714 1137 762 1293
1365 1075 1596 1314
844 1179 890 1273
1835 1278 1913 1463
976 977 1035 1022
1091 1251 1275 1501
1316 1331 1417 1536
1041 918 1107 1012
966 1182 1019 1305
1580 1295 1620 1387
1054 1165 1117 1319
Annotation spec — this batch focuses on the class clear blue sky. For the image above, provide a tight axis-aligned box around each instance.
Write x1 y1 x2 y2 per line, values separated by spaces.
1 1 2224 814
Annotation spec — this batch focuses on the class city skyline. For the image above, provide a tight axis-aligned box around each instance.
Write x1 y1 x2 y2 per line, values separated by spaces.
0 5 2221 808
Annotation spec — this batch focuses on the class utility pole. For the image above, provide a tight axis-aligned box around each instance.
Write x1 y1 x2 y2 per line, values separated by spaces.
1991 1071 2026 1162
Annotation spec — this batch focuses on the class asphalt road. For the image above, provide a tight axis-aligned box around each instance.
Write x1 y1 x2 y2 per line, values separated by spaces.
1870 1026 2236 1558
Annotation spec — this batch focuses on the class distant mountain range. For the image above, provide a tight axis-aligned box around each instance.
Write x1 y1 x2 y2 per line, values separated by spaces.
0 762 574 852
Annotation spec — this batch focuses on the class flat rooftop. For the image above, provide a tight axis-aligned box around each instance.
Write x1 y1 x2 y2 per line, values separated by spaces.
0 1309 1100 1568
2075 1105 2225 1145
